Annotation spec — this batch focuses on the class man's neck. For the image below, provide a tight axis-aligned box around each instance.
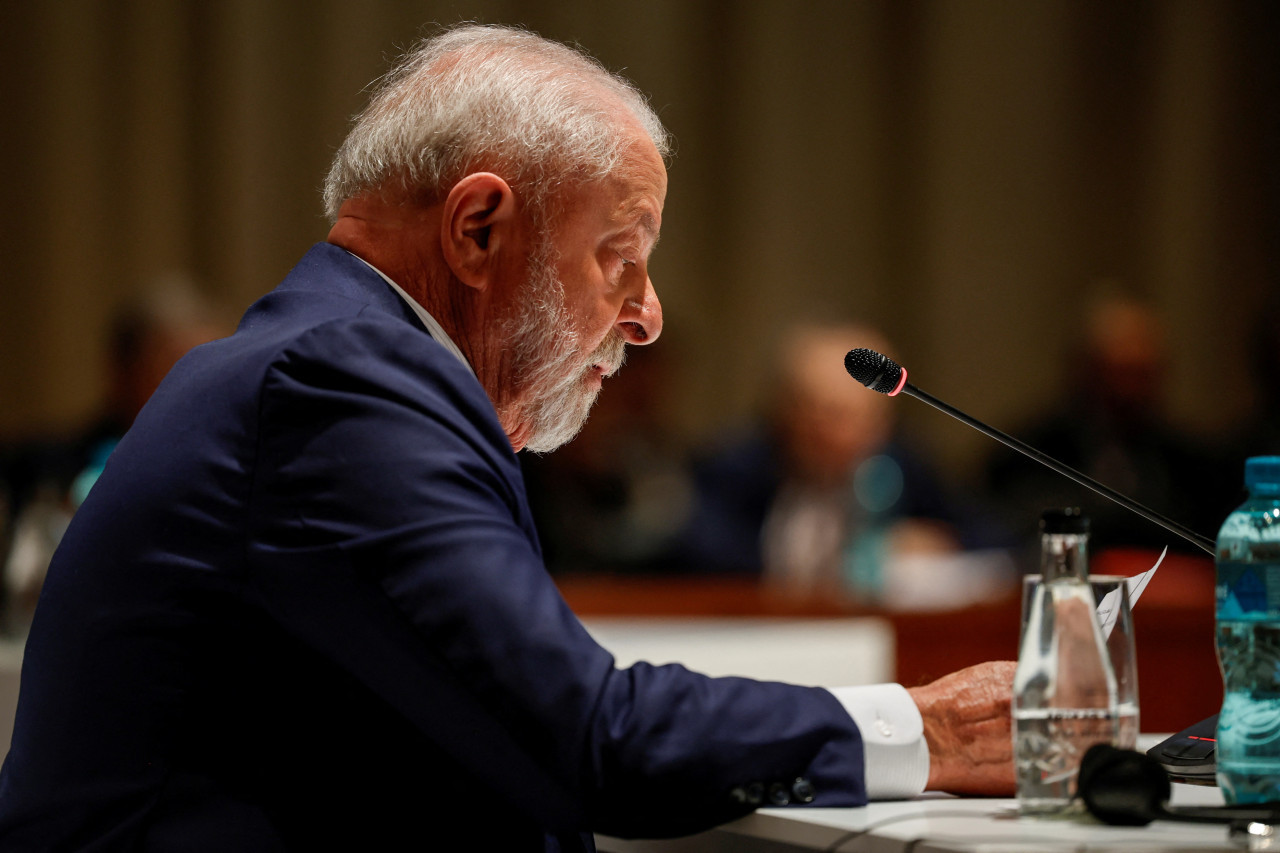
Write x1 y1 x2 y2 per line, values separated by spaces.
326 197 531 451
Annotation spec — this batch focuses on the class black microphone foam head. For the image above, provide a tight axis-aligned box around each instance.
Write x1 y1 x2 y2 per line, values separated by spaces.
844 348 906 395
1079 744 1171 827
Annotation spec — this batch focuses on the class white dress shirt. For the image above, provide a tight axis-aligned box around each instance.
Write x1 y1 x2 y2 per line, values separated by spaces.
828 683 929 799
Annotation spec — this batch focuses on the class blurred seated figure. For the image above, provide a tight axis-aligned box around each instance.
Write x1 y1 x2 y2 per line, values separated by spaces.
1237 291 1280 456
1189 290 1280 538
672 322 1013 608
522 345 694 575
1 279 227 634
983 287 1220 560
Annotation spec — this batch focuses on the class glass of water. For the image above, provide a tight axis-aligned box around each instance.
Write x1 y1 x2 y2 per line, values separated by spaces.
1021 573 1139 749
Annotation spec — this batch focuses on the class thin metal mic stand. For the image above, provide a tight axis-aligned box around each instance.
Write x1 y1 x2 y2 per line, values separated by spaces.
901 382 1217 556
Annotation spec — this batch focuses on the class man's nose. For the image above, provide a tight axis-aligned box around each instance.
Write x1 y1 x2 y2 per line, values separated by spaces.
616 276 662 345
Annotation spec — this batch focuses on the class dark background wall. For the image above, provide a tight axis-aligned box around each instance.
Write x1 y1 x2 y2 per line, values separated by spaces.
1 0 1276 484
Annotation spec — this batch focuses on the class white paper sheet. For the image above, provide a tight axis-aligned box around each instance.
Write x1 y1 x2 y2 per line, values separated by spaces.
1096 546 1166 638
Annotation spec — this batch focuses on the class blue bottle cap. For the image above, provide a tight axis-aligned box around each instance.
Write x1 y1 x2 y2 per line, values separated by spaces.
1245 456 1280 494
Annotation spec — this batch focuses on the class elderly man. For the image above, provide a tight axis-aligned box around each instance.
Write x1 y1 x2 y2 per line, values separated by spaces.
0 24 1013 852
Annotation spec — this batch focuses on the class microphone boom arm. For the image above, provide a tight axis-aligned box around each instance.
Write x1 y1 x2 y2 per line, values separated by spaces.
901 382 1217 556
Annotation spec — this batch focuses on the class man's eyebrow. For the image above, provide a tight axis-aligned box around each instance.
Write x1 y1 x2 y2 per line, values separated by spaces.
634 211 661 248
613 203 661 253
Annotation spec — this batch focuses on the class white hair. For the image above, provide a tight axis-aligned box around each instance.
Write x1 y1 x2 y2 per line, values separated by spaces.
322 23 672 223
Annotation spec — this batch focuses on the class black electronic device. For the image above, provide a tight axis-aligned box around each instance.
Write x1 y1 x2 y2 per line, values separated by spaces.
1146 714 1218 784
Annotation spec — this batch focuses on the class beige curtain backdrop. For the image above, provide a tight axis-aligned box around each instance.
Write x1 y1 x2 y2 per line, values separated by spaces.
1 0 1276 480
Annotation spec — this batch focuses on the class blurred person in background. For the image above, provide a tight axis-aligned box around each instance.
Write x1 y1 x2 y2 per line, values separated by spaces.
522 344 694 576
673 321 1012 608
1204 290 1280 523
1237 291 1280 456
0 279 227 634
982 287 1221 563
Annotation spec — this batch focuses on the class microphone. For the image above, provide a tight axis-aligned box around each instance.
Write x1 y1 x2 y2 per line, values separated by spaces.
1080 744 1280 827
843 347 1216 556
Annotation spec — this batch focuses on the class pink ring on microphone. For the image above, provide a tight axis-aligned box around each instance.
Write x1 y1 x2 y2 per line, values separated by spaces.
889 368 908 397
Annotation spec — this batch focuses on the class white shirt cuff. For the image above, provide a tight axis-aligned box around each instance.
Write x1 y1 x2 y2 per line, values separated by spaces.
826 683 929 800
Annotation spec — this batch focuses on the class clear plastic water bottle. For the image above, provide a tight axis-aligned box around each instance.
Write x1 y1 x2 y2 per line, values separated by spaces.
1215 456 1280 804
1013 508 1119 813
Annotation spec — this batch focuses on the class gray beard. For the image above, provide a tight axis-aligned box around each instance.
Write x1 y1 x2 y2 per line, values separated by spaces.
501 242 627 454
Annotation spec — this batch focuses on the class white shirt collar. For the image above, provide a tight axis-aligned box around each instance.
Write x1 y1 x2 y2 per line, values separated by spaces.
347 252 477 380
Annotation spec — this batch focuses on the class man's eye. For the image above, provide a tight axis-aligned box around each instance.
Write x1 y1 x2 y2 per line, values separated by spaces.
616 251 636 267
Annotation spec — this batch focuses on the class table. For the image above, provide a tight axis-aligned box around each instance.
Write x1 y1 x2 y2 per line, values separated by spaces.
596 782 1241 852
596 735 1257 852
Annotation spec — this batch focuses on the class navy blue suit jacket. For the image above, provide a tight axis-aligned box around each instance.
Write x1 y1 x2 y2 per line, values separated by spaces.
0 245 866 851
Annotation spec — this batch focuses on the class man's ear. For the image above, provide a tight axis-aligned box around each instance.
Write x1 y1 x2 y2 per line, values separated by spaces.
440 172 520 290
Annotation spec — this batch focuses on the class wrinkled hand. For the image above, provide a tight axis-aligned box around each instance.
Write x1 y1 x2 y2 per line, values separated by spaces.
906 661 1015 796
